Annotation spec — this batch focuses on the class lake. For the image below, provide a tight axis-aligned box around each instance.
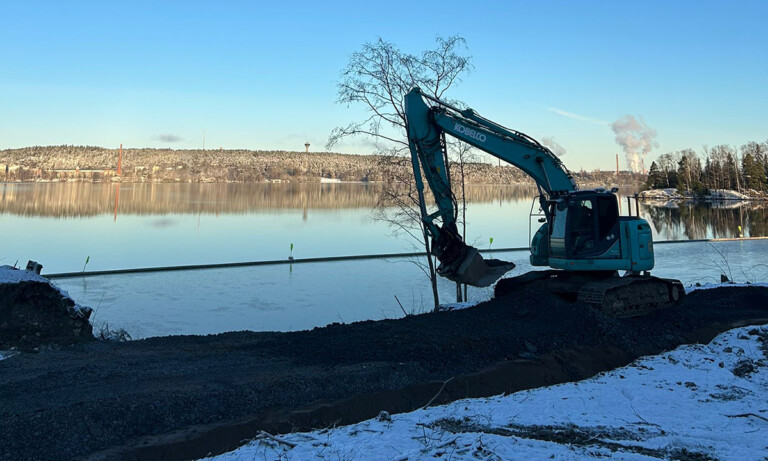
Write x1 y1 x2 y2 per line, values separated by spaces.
3 182 767 338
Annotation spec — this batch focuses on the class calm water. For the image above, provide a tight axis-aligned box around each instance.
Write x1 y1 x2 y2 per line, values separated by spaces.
2 182 767 338
2 182 539 273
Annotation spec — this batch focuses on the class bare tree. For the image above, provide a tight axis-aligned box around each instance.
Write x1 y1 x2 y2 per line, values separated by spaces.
327 36 472 310
448 140 479 302
656 152 680 188
676 148 703 194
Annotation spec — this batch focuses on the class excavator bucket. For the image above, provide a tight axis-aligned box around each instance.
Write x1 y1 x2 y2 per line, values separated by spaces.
436 245 516 288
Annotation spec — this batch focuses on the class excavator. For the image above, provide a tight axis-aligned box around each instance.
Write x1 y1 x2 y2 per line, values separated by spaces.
405 87 683 317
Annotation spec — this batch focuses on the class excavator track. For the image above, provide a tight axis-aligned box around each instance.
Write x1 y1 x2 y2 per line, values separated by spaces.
577 276 684 318
495 270 685 318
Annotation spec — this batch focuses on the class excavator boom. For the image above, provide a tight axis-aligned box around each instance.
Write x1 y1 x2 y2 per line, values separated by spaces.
406 89 577 198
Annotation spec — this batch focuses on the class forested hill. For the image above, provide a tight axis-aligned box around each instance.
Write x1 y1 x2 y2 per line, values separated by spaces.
0 145 638 186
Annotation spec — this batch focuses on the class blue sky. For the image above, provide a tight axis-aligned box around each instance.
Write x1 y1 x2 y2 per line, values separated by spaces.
1 0 766 170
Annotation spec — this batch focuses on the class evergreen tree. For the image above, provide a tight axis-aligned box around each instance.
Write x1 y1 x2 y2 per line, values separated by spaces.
764 140 768 184
741 141 768 191
644 161 666 189
741 152 766 190
704 145 738 190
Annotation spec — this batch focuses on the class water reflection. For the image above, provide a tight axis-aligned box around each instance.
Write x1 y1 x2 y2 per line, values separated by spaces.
3 182 766 242
0 182 539 217
641 200 768 240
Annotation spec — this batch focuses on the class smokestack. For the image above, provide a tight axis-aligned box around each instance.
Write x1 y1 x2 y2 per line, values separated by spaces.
616 154 619 178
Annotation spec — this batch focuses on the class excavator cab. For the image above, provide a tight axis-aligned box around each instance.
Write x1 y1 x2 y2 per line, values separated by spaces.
550 190 620 260
542 188 657 274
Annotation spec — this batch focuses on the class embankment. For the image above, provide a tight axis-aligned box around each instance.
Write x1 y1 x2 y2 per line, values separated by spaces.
0 283 766 461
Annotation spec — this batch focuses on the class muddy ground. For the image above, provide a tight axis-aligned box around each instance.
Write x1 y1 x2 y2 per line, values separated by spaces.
1 283 767 461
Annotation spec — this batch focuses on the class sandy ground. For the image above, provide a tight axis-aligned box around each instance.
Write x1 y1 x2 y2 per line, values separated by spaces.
1 283 767 461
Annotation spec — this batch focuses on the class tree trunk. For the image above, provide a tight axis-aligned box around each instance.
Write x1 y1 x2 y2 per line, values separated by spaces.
421 232 440 311
428 253 440 311
460 159 467 303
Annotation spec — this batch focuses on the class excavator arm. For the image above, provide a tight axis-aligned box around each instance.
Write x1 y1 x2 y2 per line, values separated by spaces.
405 87 577 287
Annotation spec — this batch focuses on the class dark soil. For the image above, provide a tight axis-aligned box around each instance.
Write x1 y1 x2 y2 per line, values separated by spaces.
1 284 767 461
0 280 94 351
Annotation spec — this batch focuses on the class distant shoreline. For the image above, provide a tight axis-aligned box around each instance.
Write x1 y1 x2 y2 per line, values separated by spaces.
1 145 644 187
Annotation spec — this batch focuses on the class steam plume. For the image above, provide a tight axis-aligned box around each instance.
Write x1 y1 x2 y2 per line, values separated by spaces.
611 115 657 172
541 137 567 157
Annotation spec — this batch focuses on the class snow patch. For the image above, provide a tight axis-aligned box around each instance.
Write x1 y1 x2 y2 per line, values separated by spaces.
436 301 480 311
640 188 762 202
685 281 768 293
707 189 751 200
0 350 18 362
638 188 682 199
0 265 49 284
204 326 768 461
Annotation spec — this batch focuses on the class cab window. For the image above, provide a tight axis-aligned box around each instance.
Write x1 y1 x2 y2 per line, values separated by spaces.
569 199 595 255
596 196 619 240
551 204 567 239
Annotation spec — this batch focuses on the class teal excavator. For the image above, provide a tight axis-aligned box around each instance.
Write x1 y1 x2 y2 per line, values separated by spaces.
405 87 683 317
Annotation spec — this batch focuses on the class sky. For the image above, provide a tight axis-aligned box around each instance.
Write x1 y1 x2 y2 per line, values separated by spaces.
1 0 766 171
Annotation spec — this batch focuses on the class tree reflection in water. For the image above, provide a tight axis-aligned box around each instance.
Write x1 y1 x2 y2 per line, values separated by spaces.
3 182 766 242
0 183 540 218
641 200 768 240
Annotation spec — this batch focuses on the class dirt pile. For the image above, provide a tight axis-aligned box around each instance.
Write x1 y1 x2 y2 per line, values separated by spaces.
0 266 94 351
0 283 766 461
